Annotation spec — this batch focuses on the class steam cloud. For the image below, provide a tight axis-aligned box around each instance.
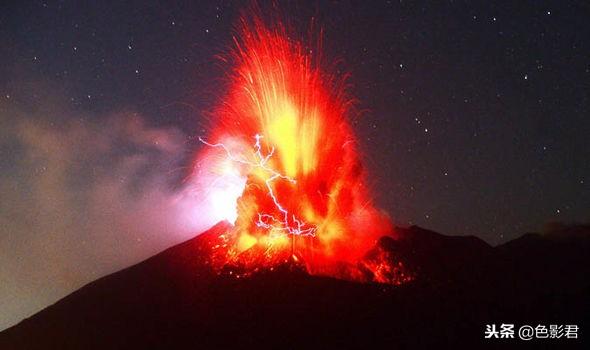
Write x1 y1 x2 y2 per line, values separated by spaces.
0 85 216 330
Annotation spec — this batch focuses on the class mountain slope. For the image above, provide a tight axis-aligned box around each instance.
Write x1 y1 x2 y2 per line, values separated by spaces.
1 223 588 349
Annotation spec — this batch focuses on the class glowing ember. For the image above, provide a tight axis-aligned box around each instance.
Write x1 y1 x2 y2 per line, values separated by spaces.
193 14 411 284
199 134 317 237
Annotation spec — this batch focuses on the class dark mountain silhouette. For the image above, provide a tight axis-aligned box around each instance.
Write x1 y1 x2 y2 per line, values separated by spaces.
1 222 588 349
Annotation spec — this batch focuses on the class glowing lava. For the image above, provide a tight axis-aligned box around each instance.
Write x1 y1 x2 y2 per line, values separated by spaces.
193 15 410 284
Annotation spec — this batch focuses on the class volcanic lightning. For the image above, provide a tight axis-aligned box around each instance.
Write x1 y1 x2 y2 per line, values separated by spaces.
199 134 317 237
191 13 410 284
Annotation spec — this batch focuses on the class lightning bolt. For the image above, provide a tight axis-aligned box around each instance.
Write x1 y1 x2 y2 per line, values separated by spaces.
200 134 317 237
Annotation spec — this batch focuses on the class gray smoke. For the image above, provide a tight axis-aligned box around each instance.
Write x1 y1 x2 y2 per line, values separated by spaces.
0 84 217 330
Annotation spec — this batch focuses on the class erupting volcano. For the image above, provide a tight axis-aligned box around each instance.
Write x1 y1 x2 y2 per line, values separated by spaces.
193 16 409 284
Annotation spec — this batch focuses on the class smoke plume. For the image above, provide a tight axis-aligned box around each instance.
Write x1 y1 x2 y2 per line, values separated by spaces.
0 84 215 330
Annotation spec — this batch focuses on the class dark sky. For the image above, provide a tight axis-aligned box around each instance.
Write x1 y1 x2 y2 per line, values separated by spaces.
0 0 589 329
3 0 589 242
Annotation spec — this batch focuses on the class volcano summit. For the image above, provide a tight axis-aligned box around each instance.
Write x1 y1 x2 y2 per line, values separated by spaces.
190 13 398 283
0 222 588 349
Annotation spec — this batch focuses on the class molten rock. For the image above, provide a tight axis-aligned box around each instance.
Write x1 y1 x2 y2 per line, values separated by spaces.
192 14 401 282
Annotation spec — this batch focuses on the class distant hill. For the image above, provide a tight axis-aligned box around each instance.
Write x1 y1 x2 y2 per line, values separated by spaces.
1 222 588 349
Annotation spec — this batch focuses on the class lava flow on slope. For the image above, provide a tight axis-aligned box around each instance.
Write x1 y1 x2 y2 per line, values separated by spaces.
192 14 412 285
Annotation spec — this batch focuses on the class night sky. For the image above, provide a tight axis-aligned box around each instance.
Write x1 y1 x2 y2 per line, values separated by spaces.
1 0 589 330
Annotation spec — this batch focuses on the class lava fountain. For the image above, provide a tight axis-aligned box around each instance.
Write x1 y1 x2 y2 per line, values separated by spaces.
192 15 410 284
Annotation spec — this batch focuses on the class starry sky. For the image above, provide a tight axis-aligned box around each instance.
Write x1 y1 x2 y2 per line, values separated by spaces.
1 0 589 330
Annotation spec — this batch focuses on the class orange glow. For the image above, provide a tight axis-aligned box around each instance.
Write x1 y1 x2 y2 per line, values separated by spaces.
194 14 407 284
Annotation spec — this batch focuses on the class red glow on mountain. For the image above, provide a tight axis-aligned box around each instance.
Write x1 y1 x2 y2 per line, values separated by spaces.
192 15 411 284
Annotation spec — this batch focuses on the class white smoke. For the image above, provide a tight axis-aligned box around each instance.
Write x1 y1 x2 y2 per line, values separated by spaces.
0 88 222 330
